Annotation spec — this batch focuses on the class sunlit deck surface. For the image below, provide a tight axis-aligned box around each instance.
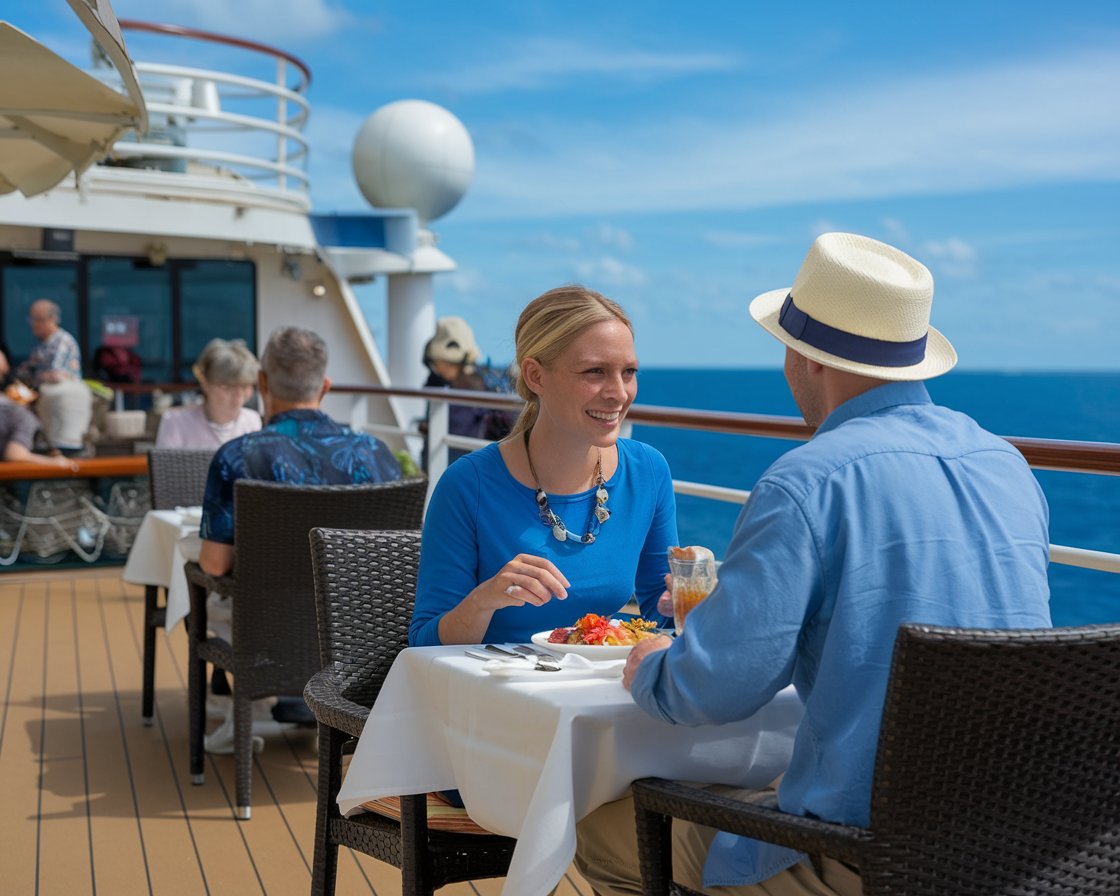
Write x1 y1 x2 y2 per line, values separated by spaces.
0 568 591 895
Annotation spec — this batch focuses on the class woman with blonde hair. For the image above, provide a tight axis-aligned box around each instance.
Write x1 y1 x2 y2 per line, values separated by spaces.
155 338 261 448
410 285 678 646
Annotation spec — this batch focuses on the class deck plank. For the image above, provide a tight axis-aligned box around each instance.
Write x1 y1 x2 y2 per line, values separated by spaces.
0 568 598 895
0 578 48 895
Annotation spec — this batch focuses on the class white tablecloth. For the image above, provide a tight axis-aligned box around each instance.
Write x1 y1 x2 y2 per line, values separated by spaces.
338 645 804 896
121 509 201 631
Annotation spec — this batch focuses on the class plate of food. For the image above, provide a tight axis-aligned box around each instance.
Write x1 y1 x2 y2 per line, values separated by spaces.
532 613 662 660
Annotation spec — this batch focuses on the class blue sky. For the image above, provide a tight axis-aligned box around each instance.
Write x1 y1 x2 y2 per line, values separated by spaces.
21 0 1120 370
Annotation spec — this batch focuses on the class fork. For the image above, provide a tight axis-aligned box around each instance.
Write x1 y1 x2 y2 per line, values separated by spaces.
468 648 560 672
512 644 561 661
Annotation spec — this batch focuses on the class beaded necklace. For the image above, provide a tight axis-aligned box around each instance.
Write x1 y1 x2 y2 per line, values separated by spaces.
523 431 610 544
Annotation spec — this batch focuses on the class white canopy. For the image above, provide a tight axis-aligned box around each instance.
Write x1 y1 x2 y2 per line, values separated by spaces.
0 0 147 197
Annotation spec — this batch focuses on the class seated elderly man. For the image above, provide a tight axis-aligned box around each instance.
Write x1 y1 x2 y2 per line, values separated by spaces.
15 299 91 456
197 326 401 748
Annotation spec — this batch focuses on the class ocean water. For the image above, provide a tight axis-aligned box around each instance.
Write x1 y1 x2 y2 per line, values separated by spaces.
631 369 1120 627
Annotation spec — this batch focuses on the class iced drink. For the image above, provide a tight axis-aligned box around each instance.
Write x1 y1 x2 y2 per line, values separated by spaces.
667 547 717 634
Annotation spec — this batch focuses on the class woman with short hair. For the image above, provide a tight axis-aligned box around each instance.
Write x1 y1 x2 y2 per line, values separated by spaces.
155 338 261 449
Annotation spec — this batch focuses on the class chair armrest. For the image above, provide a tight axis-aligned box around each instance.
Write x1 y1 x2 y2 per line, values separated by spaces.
304 669 371 739
632 778 874 865
183 560 235 597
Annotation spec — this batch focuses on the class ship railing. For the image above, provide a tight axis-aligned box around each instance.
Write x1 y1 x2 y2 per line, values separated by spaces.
332 384 1120 579
88 21 312 209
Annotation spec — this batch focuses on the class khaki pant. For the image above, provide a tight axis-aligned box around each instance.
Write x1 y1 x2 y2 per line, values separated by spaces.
574 785 862 896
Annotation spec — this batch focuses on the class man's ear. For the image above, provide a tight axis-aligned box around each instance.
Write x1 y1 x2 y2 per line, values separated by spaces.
319 375 332 401
806 358 826 376
257 370 268 396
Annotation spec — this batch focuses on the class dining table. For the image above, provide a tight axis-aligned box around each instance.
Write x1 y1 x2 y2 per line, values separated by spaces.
121 506 202 631
337 644 804 896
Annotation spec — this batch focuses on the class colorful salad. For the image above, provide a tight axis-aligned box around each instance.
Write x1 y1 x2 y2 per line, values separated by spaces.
547 613 659 647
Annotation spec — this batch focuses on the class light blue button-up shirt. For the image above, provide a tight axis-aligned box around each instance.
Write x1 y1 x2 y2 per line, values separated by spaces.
630 381 1051 887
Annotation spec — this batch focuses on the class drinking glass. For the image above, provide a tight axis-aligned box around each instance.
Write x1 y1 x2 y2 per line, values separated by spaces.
667 556 718 635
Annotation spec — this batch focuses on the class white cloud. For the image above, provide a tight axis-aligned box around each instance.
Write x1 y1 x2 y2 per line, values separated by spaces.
702 230 781 249
923 237 979 278
465 46 1120 220
574 256 648 287
587 223 635 251
426 39 740 94
522 232 582 252
443 268 489 294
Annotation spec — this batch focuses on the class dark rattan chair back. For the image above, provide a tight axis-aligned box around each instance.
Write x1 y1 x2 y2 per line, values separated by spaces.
139 447 215 724
183 475 427 819
304 527 515 896
634 623 1120 896
147 448 214 509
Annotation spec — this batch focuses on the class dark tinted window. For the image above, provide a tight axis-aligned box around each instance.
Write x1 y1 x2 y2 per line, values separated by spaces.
0 257 255 382
88 258 174 382
179 260 256 379
1 263 79 365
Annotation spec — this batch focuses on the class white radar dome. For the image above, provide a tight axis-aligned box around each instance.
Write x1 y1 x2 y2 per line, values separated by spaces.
352 100 475 224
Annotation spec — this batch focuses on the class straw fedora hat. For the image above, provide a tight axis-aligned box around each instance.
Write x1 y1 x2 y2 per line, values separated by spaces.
749 232 957 381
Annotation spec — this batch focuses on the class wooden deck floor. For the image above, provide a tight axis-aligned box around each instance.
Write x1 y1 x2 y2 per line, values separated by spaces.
0 568 592 895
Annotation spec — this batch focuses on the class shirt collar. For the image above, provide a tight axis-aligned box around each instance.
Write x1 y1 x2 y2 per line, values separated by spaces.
267 407 326 424
814 380 932 438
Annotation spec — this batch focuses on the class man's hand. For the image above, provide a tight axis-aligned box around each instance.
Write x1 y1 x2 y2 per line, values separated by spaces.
622 634 672 691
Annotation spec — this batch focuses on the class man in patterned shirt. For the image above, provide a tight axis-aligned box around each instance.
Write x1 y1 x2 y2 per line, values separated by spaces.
198 325 401 575
197 326 401 741
16 299 90 454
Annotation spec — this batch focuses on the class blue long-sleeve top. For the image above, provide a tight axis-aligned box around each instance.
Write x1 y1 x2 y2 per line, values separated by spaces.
630 381 1052 887
410 438 678 646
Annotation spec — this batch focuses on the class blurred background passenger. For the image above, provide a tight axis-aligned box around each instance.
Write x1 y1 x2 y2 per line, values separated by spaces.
15 299 90 456
156 338 261 449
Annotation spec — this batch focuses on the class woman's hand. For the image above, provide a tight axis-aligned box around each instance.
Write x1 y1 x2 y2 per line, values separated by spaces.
656 572 674 618
475 553 570 610
437 554 570 645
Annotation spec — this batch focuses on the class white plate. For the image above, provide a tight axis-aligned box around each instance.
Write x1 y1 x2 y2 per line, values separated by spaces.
530 630 634 660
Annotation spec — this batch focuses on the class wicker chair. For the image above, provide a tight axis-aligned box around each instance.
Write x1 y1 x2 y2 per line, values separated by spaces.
633 623 1120 896
141 448 214 724
305 527 515 896
183 476 427 819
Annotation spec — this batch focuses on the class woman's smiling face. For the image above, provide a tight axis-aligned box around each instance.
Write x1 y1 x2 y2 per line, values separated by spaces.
528 318 638 447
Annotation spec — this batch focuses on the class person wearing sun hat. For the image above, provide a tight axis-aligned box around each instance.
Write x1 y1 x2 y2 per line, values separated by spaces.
575 233 1052 895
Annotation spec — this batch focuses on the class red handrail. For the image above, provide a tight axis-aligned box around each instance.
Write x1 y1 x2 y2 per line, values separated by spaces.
117 20 312 88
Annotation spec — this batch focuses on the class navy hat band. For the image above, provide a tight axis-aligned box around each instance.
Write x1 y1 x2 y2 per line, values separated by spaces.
778 293 927 368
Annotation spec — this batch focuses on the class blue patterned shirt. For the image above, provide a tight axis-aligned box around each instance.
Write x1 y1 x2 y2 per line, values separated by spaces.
200 408 402 545
16 328 82 386
630 381 1051 887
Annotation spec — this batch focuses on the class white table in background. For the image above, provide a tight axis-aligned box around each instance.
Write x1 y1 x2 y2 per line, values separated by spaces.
338 645 804 896
122 508 202 631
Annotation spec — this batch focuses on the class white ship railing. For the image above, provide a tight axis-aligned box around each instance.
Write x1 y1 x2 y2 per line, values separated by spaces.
334 384 1120 578
89 20 312 209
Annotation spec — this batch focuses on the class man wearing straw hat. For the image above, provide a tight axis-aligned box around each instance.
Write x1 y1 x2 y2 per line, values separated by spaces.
575 233 1052 895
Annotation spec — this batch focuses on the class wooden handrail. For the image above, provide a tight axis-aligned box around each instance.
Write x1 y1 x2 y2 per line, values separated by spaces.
332 384 1120 477
0 456 148 482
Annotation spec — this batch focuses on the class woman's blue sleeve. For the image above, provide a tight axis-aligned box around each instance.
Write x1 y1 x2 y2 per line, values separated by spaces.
409 462 482 646
634 445 678 625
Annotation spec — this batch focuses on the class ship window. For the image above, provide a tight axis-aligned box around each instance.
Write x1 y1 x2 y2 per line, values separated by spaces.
178 260 256 380
1 263 79 365
1 255 255 385
88 258 174 382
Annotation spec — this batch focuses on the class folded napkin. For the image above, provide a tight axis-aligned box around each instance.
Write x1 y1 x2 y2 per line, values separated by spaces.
481 652 625 680
175 506 203 525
